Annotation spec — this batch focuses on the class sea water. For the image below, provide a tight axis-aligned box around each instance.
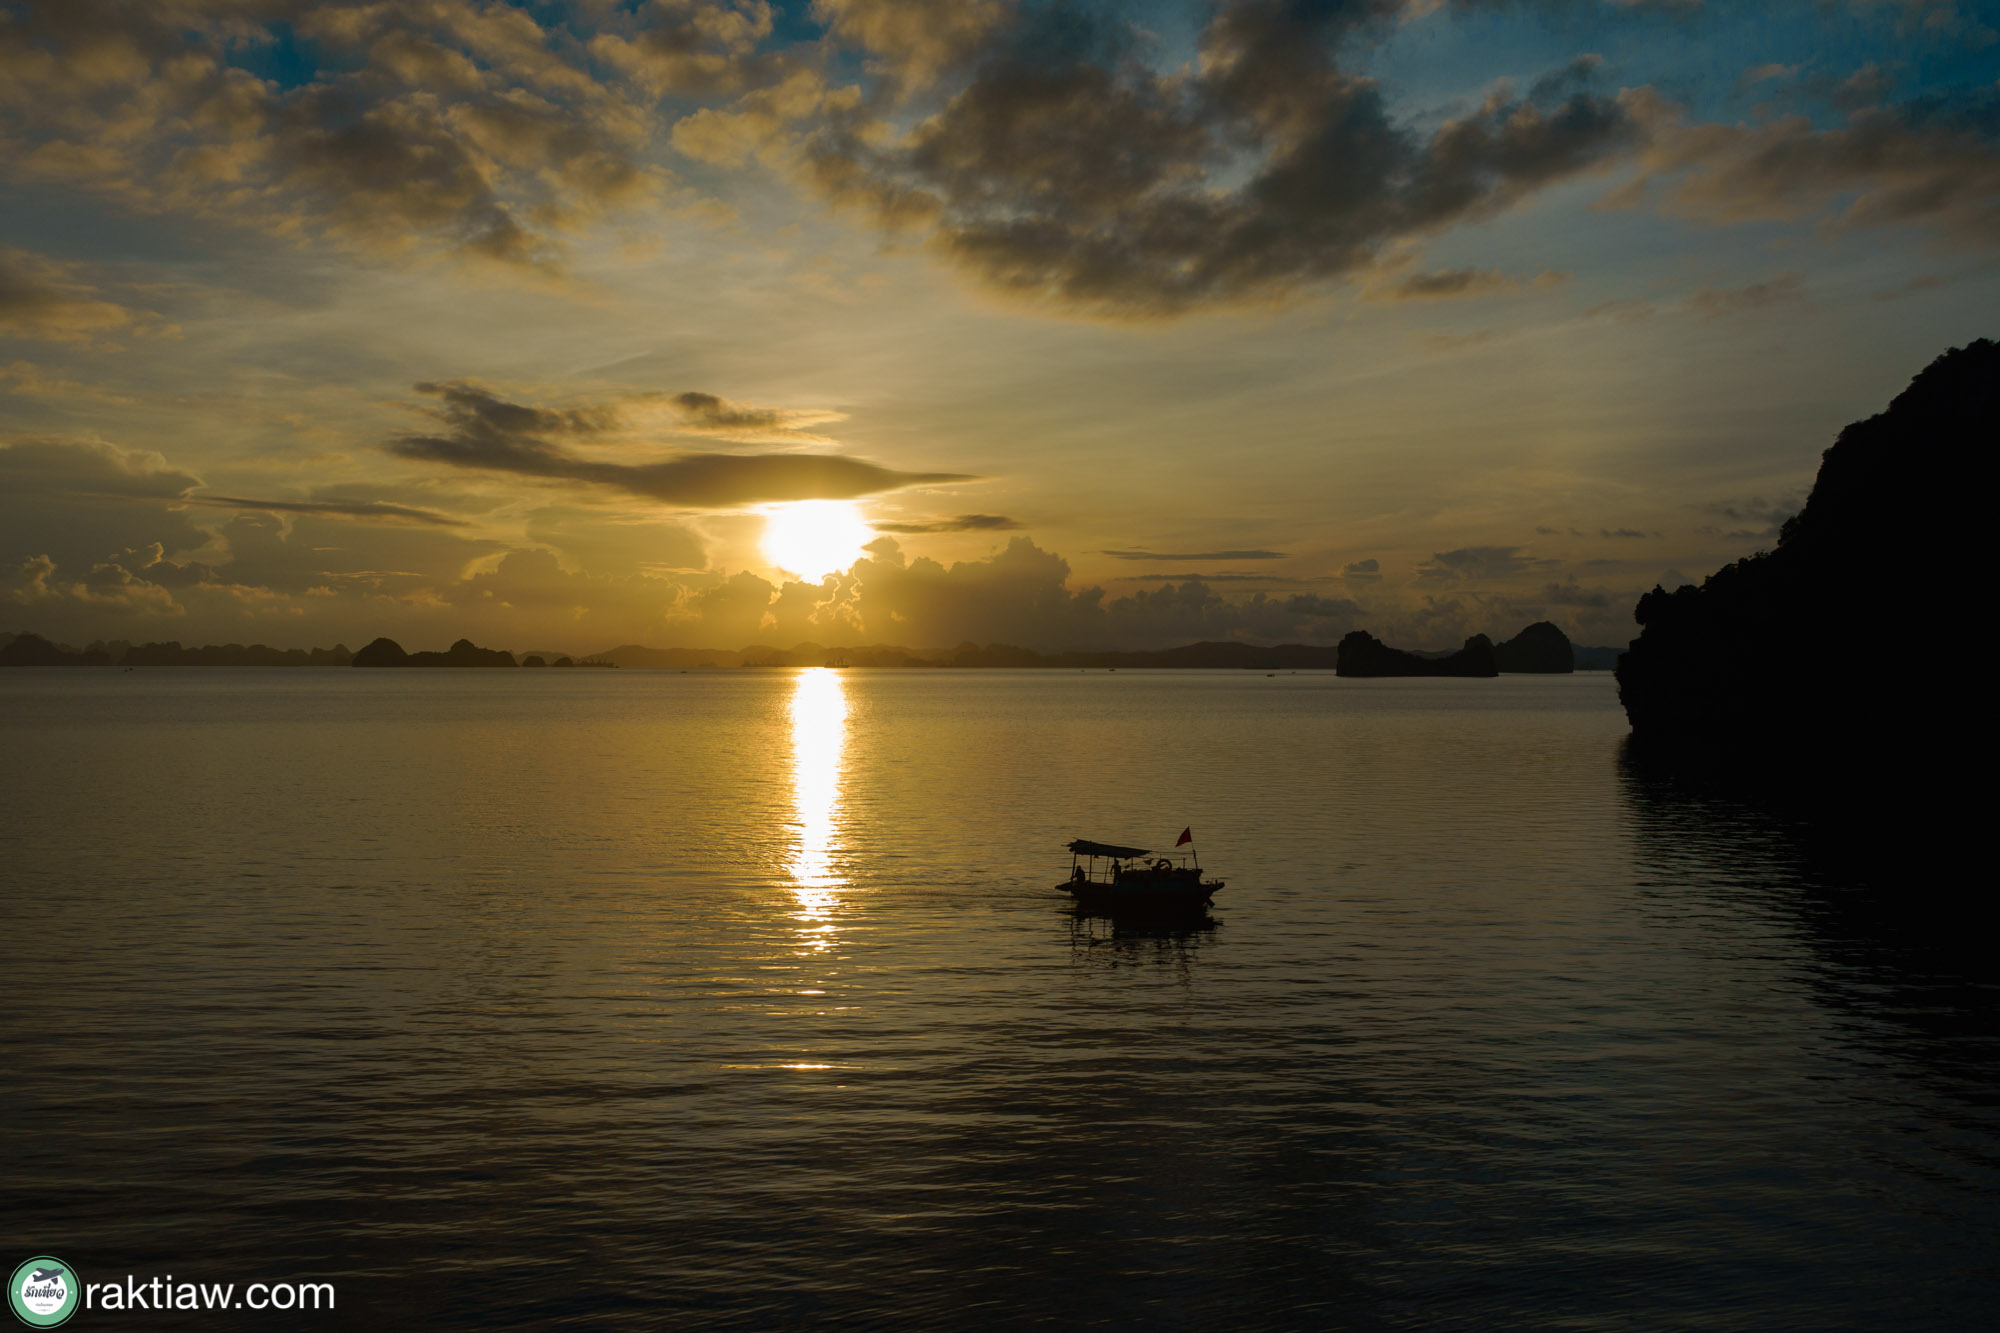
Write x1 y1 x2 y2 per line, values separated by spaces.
1 669 1993 1328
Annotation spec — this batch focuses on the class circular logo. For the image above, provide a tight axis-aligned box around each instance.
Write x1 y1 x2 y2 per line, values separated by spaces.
9 1258 78 1328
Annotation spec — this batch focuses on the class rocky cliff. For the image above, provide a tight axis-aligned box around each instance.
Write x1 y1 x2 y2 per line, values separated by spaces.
1617 338 1995 756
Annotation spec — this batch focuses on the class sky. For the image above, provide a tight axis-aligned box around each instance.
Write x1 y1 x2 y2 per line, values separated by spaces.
2 0 1996 655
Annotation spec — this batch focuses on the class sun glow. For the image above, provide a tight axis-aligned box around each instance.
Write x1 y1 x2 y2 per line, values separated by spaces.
762 500 873 583
787 667 848 949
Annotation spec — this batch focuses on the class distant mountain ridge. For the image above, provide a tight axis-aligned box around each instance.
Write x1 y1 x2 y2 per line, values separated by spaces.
352 637 523 667
1336 631 1498 677
4 624 1622 671
0 632 352 666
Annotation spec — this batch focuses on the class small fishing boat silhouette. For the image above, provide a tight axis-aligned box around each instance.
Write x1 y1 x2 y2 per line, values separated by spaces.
1061 831 1221 913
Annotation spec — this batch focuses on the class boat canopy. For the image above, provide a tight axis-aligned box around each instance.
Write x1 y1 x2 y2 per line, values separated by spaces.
1068 839 1151 859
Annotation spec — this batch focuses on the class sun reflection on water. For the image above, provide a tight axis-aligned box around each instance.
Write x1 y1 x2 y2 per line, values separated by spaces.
787 667 848 946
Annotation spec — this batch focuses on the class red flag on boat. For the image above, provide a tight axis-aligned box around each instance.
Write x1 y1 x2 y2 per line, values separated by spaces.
1176 827 1193 846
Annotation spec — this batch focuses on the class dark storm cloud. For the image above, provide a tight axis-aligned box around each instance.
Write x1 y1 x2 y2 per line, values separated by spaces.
193 496 471 527
804 1 1646 316
1099 548 1288 561
872 514 1024 534
391 382 970 507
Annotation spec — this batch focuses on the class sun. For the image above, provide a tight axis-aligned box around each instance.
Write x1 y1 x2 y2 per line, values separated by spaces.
761 500 873 583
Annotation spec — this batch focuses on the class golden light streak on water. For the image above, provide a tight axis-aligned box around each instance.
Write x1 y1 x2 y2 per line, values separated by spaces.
786 667 848 947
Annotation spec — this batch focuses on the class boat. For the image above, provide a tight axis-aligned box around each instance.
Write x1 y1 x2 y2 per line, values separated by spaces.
1060 837 1222 913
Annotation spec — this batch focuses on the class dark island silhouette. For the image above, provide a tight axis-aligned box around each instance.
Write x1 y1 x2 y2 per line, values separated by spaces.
1335 631 1498 677
4 623 1618 672
0 632 352 666
352 636 508 667
349 637 619 667
1493 621 1575 673
0 632 110 666
1618 337 1994 758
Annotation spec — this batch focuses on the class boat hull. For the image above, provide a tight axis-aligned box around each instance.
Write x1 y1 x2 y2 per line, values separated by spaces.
1061 874 1222 913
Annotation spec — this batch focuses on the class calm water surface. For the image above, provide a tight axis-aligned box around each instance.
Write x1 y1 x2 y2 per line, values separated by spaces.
2 669 1994 1328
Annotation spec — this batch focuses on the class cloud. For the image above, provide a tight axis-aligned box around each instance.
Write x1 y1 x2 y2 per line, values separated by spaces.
1582 297 1657 322
1687 271 1807 316
1537 579 1614 607
521 505 708 576
1695 491 1804 540
1342 558 1384 583
801 4 1646 317
590 0 790 98
0 437 218 576
0 436 200 499
1618 88 2000 246
0 361 138 403
810 0 1011 94
1367 266 1524 302
390 381 970 507
2 552 181 618
664 390 847 443
1737 62 1799 91
0 0 672 276
0 249 153 344
1854 0 1997 48
1872 272 1946 301
192 496 472 527
1830 63 1896 111
440 547 691 634
1413 545 1558 582
1598 527 1653 538
669 66 844 167
792 537 1363 650
871 513 1024 533
1114 571 1343 583
1099 548 1288 561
